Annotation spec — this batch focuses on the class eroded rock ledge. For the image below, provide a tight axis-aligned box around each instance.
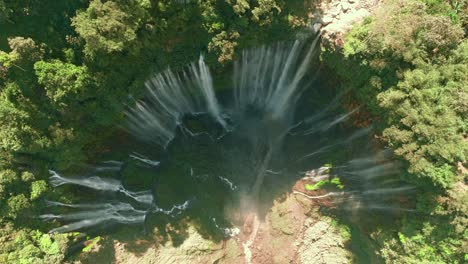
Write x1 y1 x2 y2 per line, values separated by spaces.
76 181 352 264
314 0 381 46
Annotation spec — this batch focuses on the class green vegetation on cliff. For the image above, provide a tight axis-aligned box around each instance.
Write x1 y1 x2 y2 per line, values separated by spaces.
323 0 467 262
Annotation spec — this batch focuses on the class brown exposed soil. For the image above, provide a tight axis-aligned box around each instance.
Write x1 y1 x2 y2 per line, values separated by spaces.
73 176 352 264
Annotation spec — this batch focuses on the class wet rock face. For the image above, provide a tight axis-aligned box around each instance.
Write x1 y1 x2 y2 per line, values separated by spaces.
314 0 381 45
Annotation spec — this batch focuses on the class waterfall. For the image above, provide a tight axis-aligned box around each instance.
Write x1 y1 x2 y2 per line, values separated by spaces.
191 56 227 128
49 170 153 205
95 160 123 172
49 170 122 191
44 37 414 235
43 199 148 234
125 55 226 147
125 38 321 148
129 152 161 167
233 38 320 120
44 170 190 233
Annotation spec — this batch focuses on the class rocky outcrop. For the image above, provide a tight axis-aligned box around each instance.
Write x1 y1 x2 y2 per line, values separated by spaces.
245 193 352 264
78 184 353 264
297 218 351 264
314 0 381 46
112 226 243 264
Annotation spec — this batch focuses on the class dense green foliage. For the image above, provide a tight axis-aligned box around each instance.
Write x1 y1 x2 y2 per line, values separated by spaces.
0 168 69 263
323 0 467 262
326 0 467 188
0 224 69 264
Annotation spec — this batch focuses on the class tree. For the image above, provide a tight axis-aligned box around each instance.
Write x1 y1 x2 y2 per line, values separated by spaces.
0 37 44 97
322 1 467 262
208 31 240 63
30 180 47 200
0 82 50 155
379 53 467 187
72 0 150 56
34 60 94 107
325 0 466 188
6 194 30 219
0 225 68 264
251 0 281 26
198 0 298 63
